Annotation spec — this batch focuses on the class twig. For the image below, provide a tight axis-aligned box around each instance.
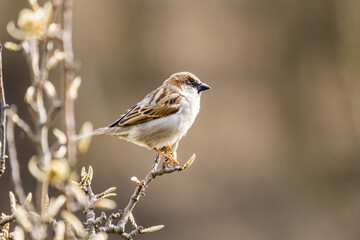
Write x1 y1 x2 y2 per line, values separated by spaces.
6 108 36 144
26 39 52 216
63 0 77 167
117 154 185 232
96 154 187 239
116 155 161 232
0 214 14 226
7 111 27 204
45 101 62 127
82 181 97 238
93 212 106 226
30 87 51 215
23 37 52 214
0 44 8 178
40 2 59 84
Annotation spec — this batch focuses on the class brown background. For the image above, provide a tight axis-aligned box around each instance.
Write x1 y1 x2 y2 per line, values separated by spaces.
1 0 360 239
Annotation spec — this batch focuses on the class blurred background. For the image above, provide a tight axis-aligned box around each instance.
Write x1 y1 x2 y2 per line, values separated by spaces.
1 0 360 239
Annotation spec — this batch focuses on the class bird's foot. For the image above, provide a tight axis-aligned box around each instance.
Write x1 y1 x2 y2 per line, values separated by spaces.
166 153 179 166
153 148 179 166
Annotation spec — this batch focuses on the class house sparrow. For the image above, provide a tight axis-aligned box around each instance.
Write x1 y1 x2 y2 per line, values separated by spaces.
90 72 210 164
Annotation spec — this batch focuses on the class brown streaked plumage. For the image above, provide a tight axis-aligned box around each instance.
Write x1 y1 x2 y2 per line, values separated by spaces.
109 87 182 127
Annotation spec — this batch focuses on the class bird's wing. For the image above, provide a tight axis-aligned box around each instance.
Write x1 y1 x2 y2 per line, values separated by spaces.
108 87 183 127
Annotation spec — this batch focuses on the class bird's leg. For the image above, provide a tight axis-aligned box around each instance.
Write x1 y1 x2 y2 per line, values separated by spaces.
164 144 173 166
166 153 179 166
166 142 179 166
162 144 171 167
165 144 172 153
153 148 179 166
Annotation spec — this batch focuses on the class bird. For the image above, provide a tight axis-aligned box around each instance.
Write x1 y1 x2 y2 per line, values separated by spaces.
88 72 210 165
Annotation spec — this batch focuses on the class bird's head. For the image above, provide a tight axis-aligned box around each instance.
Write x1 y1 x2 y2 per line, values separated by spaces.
165 72 211 96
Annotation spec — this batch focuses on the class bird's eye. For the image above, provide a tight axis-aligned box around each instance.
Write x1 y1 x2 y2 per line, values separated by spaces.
188 81 197 88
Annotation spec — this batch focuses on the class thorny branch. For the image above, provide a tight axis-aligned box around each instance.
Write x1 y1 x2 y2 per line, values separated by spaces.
0 44 8 178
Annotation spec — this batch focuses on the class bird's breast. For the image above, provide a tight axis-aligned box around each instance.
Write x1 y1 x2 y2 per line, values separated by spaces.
125 97 200 149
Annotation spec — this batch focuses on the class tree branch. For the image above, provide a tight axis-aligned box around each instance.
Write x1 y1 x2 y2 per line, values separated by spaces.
6 108 36 144
63 0 77 167
92 154 189 239
0 214 14 226
116 155 161 232
83 180 97 238
0 44 8 178
6 110 27 204
116 154 187 232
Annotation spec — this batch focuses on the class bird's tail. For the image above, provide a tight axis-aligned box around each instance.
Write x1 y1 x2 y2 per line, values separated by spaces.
75 127 125 140
75 127 111 140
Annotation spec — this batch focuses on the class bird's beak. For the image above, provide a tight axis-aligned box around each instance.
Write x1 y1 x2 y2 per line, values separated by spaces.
197 83 211 93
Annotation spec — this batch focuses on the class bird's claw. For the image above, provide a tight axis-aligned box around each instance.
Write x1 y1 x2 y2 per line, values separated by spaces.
153 147 179 166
